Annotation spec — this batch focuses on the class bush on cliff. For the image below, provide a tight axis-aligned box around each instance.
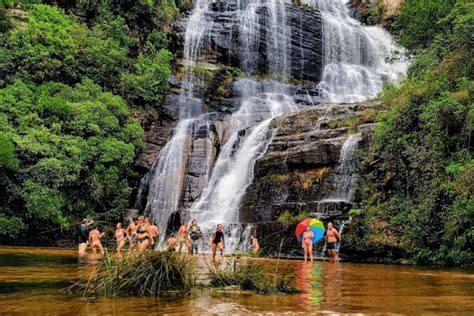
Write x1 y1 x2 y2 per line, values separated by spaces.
348 0 473 267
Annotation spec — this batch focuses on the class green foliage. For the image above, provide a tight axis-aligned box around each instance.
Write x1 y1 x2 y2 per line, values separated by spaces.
70 251 196 297
277 211 308 226
0 214 25 238
354 0 474 267
0 80 143 237
0 4 129 89
119 49 172 108
399 0 456 50
209 259 299 294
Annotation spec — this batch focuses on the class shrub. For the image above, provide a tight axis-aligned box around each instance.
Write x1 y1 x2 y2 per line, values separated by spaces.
209 259 299 294
70 251 196 297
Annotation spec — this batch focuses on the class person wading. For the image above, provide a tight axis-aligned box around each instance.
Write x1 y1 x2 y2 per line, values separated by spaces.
326 222 340 263
136 216 151 252
189 219 202 255
250 233 260 254
177 224 191 255
89 225 105 257
210 224 225 261
302 226 314 263
126 217 139 250
115 223 128 258
78 218 93 256
146 218 159 249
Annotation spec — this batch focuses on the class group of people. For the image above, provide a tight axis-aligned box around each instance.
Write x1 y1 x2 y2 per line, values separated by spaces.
166 222 260 260
78 216 159 258
79 217 339 263
78 217 260 260
302 222 340 263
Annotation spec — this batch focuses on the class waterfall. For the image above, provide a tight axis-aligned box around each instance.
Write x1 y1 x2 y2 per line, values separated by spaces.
140 0 406 252
143 119 194 235
302 0 407 102
332 134 361 201
190 83 299 250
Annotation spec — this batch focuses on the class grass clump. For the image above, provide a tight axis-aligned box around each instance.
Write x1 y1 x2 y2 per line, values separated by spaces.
209 260 299 294
70 251 196 297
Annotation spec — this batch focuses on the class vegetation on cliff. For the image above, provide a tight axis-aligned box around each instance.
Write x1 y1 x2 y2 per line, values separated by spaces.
0 1 183 241
346 0 473 267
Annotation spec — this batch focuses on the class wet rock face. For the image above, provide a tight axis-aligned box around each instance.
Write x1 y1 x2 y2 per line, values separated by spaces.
173 2 323 82
240 102 377 254
181 117 222 208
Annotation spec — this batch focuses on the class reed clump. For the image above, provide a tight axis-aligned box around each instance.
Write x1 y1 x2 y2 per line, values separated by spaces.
209 260 299 294
70 251 196 297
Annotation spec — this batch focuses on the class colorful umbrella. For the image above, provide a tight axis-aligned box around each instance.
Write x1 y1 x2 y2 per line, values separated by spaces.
295 218 325 244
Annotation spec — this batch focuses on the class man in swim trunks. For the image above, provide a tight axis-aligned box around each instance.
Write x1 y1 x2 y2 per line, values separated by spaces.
146 218 159 249
326 222 340 263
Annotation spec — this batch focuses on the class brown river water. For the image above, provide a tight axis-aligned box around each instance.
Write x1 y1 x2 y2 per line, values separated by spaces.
0 246 472 315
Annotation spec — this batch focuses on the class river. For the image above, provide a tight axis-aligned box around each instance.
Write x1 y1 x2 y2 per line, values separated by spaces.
0 246 472 314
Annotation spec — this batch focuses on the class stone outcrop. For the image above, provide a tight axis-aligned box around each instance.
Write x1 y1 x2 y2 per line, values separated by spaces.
240 101 379 255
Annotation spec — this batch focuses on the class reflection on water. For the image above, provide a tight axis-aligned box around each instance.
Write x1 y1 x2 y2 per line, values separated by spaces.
0 246 473 314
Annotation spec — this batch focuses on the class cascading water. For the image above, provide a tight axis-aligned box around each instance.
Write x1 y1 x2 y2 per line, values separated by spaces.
140 0 406 253
332 134 361 201
191 82 299 251
303 0 406 102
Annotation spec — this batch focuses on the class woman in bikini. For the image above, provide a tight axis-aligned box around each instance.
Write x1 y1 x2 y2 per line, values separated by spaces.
115 223 128 258
136 216 151 252
210 224 225 260
302 225 314 262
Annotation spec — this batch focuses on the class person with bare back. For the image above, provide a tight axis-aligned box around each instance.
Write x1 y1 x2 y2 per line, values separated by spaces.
89 226 105 257
326 222 340 263
177 224 190 255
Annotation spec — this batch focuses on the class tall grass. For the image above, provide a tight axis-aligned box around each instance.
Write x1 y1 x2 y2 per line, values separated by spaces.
209 259 299 294
69 251 196 297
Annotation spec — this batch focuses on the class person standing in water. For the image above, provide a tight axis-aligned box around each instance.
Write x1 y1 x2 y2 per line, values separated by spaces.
326 222 340 263
78 218 93 256
177 223 190 255
210 224 225 260
136 216 151 252
89 225 105 257
302 226 314 262
126 217 139 250
115 223 128 258
146 218 159 249
250 233 260 254
189 219 202 255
